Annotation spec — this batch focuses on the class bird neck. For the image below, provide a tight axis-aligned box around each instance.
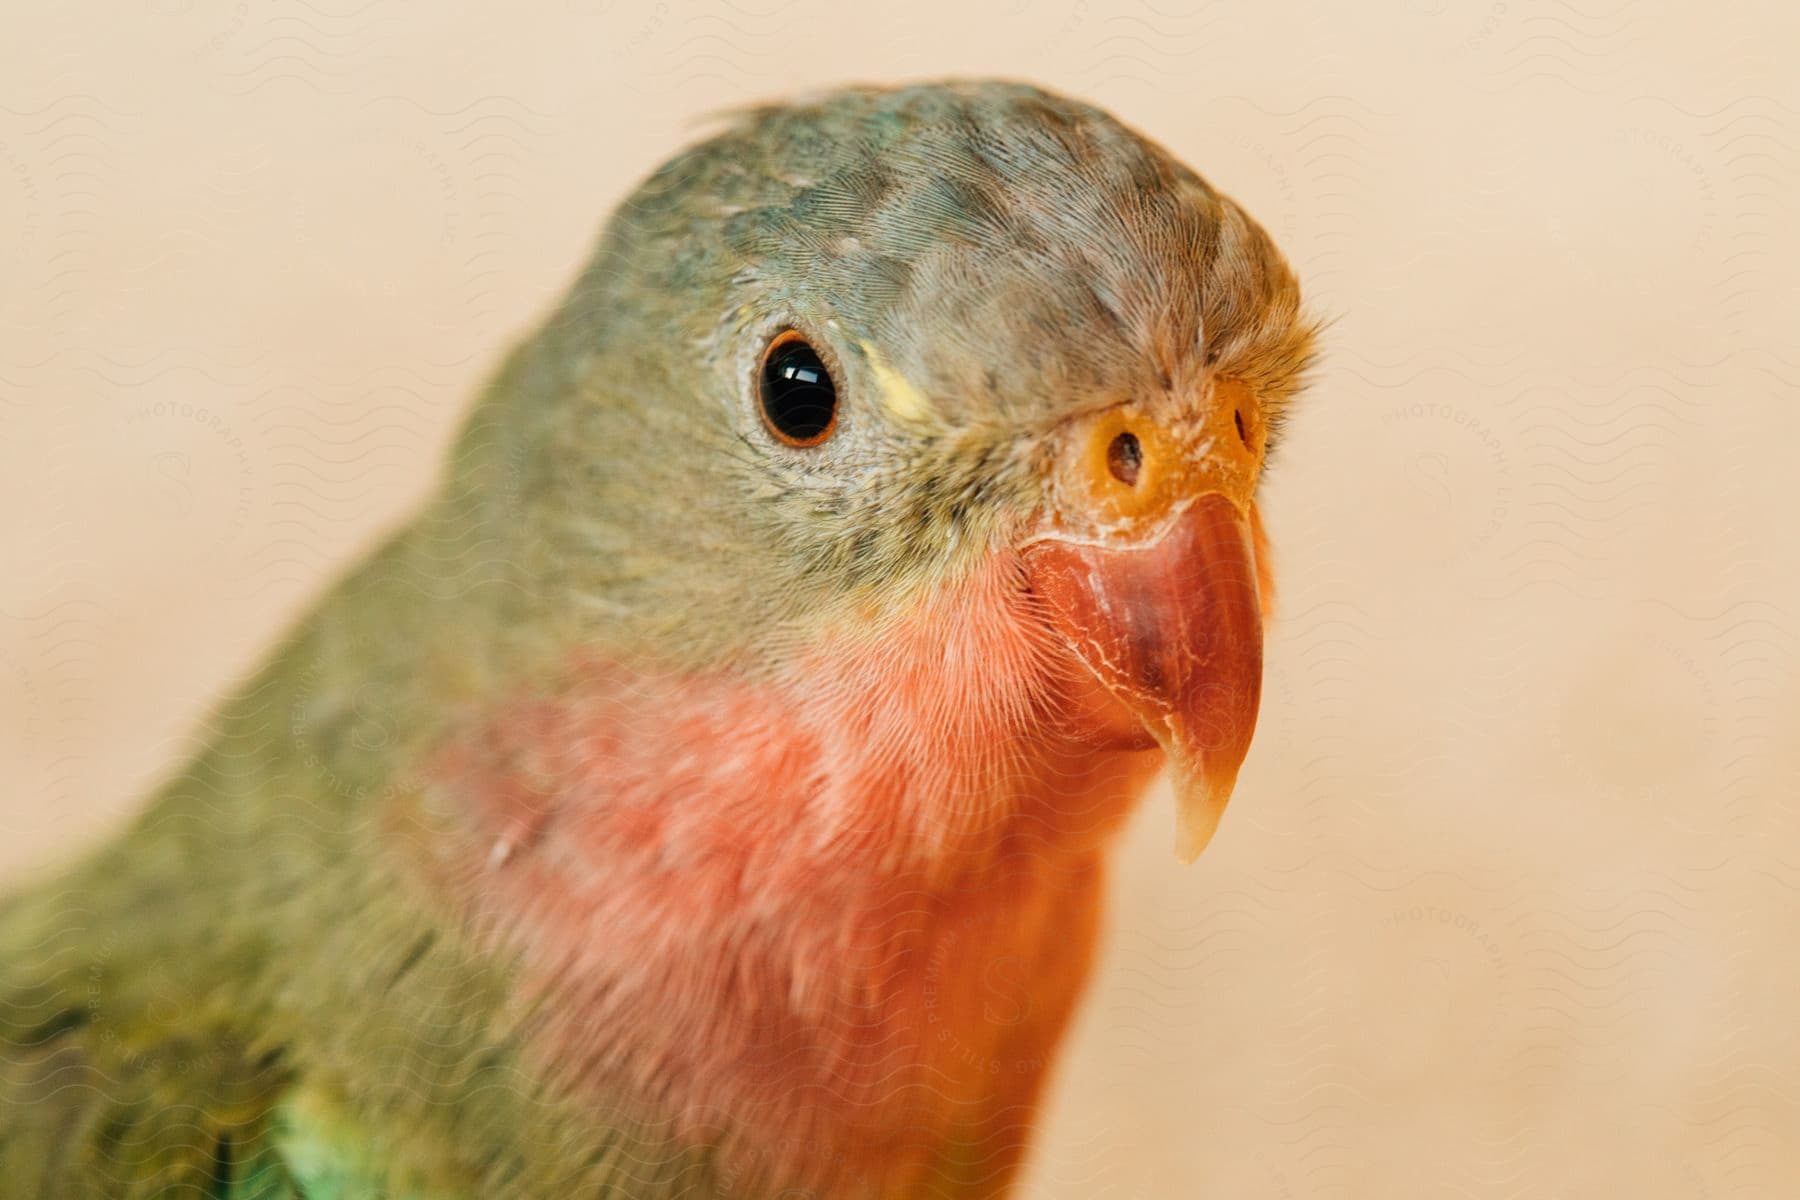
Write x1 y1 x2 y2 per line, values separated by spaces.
398 549 1163 1193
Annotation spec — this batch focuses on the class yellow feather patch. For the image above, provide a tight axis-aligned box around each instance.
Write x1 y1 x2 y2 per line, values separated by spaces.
861 343 934 424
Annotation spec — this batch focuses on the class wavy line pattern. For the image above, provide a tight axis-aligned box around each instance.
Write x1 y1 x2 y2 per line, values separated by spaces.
4 1 1800 1196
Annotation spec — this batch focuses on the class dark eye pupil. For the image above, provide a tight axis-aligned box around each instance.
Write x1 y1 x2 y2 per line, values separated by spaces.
759 336 837 445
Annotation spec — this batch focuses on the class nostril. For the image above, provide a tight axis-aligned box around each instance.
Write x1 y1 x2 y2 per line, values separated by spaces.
1233 409 1249 448
1106 431 1143 486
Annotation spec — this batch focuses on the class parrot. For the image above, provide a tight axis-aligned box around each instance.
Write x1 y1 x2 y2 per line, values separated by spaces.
0 80 1316 1198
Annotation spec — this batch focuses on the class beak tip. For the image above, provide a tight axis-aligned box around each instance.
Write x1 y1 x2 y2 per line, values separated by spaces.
1172 767 1237 864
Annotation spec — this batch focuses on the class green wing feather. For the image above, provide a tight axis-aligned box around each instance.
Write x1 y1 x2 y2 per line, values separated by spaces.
0 921 296 1196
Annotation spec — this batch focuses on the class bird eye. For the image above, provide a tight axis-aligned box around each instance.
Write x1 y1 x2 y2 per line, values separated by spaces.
758 332 838 447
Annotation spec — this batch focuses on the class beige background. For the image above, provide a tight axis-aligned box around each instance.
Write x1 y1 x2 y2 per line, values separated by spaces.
4 1 1798 1195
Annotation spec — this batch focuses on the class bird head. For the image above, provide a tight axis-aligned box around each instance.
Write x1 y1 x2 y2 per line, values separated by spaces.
473 80 1317 861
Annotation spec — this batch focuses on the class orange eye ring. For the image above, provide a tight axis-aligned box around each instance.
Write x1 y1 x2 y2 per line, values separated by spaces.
758 330 839 447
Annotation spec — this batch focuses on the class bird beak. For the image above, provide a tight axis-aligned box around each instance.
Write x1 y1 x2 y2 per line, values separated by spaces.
1021 385 1266 862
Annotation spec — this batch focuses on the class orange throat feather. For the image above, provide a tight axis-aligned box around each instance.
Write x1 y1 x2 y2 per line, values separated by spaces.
414 548 1167 1194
